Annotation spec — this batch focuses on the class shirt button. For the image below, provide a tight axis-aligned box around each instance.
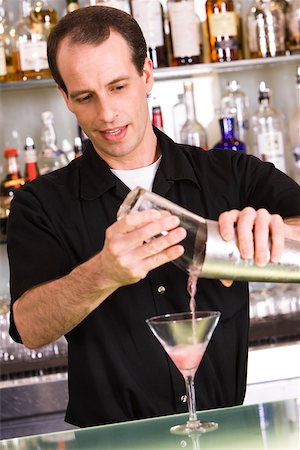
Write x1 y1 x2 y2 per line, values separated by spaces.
157 285 166 294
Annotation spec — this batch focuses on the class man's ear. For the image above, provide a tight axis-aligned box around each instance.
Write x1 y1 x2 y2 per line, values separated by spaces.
143 57 154 96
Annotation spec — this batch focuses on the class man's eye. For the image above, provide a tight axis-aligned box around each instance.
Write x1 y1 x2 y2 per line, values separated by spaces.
113 84 126 91
77 94 92 103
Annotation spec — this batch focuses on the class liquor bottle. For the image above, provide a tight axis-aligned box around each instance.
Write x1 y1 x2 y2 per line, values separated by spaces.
213 115 246 152
220 80 250 151
179 81 207 149
11 0 51 81
0 20 6 82
289 66 300 184
151 96 164 131
0 0 17 82
246 0 286 59
38 111 69 175
30 0 58 39
89 0 131 14
251 81 286 173
286 0 300 55
172 93 187 142
131 0 168 69
74 136 83 158
167 0 202 66
0 148 25 242
24 136 40 182
206 0 241 63
66 0 80 13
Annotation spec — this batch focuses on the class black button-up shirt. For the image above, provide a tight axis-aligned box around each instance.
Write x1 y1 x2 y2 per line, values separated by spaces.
8 128 300 427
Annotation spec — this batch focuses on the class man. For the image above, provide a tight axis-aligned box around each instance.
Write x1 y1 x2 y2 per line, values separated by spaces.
8 6 300 428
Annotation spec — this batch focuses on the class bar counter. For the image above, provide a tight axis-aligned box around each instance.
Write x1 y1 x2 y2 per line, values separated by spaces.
1 398 299 449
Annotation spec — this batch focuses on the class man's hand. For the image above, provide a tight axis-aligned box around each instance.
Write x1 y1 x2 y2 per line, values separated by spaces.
218 207 285 287
98 209 187 289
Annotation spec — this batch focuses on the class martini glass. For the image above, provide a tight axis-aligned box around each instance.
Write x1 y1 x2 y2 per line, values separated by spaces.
146 311 220 435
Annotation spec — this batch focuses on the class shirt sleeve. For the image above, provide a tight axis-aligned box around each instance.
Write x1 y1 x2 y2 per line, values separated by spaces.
238 153 300 217
7 185 70 343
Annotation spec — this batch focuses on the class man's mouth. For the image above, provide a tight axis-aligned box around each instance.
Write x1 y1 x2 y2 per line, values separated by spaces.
101 125 127 140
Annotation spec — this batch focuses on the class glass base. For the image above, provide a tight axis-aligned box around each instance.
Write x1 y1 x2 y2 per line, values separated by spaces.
170 420 218 435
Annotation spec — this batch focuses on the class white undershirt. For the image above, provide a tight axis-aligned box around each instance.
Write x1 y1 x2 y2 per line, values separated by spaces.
111 156 162 191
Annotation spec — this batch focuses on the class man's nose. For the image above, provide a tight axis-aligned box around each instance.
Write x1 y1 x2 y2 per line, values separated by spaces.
97 96 118 124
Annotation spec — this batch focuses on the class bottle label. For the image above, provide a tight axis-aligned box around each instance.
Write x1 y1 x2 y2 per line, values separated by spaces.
0 46 7 76
19 41 49 71
132 0 164 48
257 131 286 172
67 3 80 12
247 16 258 52
168 2 199 57
208 12 237 37
97 0 130 14
25 149 38 164
3 178 25 189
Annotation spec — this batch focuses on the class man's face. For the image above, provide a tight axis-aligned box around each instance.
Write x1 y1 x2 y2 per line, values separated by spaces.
57 31 155 169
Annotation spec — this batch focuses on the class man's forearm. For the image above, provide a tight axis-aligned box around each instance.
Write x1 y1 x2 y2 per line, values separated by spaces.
13 252 116 349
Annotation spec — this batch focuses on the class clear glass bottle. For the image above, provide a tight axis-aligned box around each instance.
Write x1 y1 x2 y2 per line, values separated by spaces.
38 111 69 175
24 136 40 183
11 0 51 81
131 0 168 69
89 0 131 14
213 115 246 152
251 81 286 173
289 66 300 184
30 0 58 39
0 148 25 242
167 0 202 66
205 0 241 63
220 80 250 151
246 0 286 58
172 93 187 143
286 0 300 55
180 81 207 149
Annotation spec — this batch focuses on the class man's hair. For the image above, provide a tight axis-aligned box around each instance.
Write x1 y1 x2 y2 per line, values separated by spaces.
47 6 147 94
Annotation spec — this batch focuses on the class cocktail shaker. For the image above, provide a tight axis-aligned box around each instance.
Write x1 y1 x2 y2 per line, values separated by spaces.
117 187 300 283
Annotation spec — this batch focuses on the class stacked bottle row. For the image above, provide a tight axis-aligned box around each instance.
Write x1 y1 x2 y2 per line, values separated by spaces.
1 0 300 83
0 110 83 243
152 65 300 183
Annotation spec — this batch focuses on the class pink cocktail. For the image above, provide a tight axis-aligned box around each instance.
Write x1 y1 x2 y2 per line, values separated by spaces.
146 311 220 435
166 343 206 378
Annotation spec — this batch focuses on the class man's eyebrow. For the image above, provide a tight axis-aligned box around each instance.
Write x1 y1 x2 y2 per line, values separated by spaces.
70 90 93 100
69 76 130 100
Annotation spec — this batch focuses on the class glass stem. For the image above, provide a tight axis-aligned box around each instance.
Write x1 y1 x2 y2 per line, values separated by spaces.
185 375 198 422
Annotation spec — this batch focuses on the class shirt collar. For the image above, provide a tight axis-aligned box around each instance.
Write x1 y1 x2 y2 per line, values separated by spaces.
79 128 200 200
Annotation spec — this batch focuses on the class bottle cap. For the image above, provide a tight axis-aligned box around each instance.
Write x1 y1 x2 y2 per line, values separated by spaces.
4 148 18 157
258 81 270 101
41 111 54 122
227 80 240 92
25 136 35 148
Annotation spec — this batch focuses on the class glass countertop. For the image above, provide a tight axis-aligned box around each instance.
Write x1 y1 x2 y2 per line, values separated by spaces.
1 398 299 449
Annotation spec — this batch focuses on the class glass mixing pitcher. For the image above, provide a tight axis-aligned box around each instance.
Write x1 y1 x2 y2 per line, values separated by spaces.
117 187 300 283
